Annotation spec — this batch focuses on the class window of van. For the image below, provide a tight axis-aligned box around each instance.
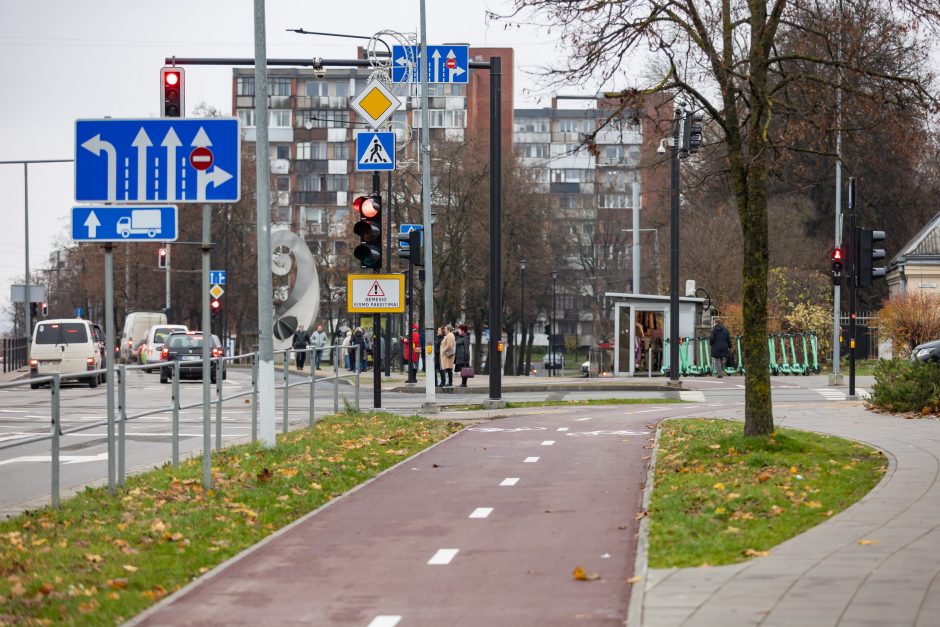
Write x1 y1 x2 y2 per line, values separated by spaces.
35 323 89 344
153 327 179 343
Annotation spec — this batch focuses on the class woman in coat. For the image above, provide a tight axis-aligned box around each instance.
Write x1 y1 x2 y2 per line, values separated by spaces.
434 327 445 387
439 325 456 387
455 324 471 387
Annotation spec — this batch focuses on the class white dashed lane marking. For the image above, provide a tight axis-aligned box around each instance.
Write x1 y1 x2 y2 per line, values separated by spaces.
576 417 592 421
556 427 569 432
679 390 706 402
500 478 519 486
541 440 555 446
523 457 540 463
368 616 401 627
428 549 459 565
469 507 493 519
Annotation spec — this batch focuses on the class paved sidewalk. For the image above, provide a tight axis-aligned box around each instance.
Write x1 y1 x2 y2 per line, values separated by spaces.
635 402 940 627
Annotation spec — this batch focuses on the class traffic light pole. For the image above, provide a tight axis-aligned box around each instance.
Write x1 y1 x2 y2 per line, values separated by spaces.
848 212 857 399
487 55 503 402
668 107 683 385
372 172 382 409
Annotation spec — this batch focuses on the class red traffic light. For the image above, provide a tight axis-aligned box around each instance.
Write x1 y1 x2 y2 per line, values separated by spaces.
161 66 184 118
831 247 843 262
210 299 221 311
164 70 180 87
353 195 380 219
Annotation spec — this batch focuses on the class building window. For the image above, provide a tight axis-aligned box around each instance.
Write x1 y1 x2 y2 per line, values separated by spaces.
328 143 349 160
335 81 349 98
296 141 326 160
237 108 255 127
598 193 629 209
413 109 467 128
237 77 254 96
274 145 290 160
558 119 592 134
514 118 549 133
276 176 290 192
325 175 347 192
297 174 324 191
298 109 346 128
519 144 549 159
270 109 291 128
304 81 328 97
269 78 291 96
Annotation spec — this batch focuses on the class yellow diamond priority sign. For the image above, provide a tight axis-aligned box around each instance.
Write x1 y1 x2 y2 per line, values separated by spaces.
349 79 402 130
209 284 224 299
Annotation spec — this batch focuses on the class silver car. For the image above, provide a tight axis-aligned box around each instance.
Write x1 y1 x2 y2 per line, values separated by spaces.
140 324 188 370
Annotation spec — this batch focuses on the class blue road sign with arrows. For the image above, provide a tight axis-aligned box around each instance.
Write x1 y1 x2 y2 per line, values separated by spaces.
356 132 396 171
391 45 469 84
398 224 424 248
75 118 240 203
71 206 178 242
209 270 226 285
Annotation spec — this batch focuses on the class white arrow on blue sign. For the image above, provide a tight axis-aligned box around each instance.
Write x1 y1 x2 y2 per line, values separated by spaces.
209 270 227 285
356 131 396 172
391 45 469 84
75 118 240 204
71 206 178 242
398 224 424 248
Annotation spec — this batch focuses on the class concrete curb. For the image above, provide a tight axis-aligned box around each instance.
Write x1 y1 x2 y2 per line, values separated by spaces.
626 417 663 627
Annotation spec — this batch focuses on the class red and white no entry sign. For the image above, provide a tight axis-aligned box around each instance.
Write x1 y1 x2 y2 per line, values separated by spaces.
446 58 457 70
189 146 214 171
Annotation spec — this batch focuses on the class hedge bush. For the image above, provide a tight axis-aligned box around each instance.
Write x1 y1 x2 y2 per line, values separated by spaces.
869 359 940 414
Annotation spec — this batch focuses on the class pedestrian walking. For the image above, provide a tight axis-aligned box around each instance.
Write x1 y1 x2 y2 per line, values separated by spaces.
434 326 445 387
291 325 311 370
342 330 353 371
440 325 456 387
410 324 421 371
310 324 327 370
709 317 731 378
353 327 369 372
455 324 472 387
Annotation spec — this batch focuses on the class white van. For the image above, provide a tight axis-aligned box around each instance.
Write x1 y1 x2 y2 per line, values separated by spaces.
30 319 105 389
140 324 188 368
120 311 167 363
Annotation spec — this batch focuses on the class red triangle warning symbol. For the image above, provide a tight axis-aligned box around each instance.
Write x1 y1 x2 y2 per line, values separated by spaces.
368 280 386 297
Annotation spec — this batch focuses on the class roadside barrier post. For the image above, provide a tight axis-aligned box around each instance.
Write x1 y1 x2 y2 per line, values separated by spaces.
355 346 361 410
333 345 340 414
172 360 180 467
309 347 316 427
251 353 259 443
215 358 223 450
118 364 127 486
51 374 60 508
283 350 290 434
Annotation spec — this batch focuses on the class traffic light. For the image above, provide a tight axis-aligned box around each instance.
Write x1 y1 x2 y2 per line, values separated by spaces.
681 111 704 154
158 247 168 269
831 247 844 286
161 66 184 118
397 228 423 266
41 302 48 317
856 228 886 287
353 195 382 269
29 302 37 318
210 298 221 319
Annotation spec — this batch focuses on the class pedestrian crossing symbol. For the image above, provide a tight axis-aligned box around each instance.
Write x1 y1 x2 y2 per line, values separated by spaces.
356 131 396 172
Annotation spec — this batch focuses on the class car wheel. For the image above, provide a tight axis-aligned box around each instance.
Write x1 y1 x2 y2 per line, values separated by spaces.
30 382 41 390
160 369 169 384
88 374 99 388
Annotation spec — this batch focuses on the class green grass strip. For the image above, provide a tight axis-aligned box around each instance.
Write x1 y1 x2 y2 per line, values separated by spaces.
0 411 462 625
647 418 885 568
445 398 686 412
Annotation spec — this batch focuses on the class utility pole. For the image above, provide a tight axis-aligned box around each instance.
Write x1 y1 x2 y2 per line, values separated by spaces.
668 105 684 385
419 0 438 412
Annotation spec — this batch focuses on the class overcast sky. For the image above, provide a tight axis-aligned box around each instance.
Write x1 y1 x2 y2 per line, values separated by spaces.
0 0 612 332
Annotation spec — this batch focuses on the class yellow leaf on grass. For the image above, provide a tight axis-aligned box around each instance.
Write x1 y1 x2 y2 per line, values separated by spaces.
78 600 99 613
277 467 299 478
31 538 47 546
806 501 823 508
858 539 880 546
143 585 168 601
708 444 721 449
790 466 799 474
310 482 323 490
150 520 166 533
725 526 740 534
743 548 770 557
122 564 139 572
10 582 25 597
84 553 104 563
713 482 725 491
714 507 726 514
107 578 128 590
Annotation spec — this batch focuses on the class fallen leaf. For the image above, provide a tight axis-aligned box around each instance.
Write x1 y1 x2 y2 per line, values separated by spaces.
257 468 273 483
806 501 823 508
725 526 740 534
84 553 104 563
713 482 725 491
572 566 601 581
634 510 647 520
276 495 290 501
122 565 139 573
150 520 166 533
743 548 770 557
38 583 55 595
107 578 128 590
142 585 167 601
9 583 25 598
757 471 772 483
708 444 721 449
790 466 799 474
626 575 641 584
277 467 299 478
78 600 99 613
858 539 880 546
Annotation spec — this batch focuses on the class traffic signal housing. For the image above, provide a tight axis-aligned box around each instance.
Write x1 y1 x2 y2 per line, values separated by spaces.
29 303 38 318
681 111 704 155
210 298 221 320
161 67 184 118
158 247 168 269
397 228 423 267
856 228 886 287
41 303 48 317
353 195 382 269
831 247 844 286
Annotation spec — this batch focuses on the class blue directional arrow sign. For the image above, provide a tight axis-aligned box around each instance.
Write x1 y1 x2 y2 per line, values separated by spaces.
75 118 240 203
398 224 424 248
209 270 227 285
391 45 469 84
71 206 178 242
356 131 396 172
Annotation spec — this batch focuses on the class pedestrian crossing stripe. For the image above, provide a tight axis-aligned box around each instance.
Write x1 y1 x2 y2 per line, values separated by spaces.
355 131 396 172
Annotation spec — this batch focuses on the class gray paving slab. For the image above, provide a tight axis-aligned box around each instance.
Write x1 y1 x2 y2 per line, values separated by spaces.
634 403 940 627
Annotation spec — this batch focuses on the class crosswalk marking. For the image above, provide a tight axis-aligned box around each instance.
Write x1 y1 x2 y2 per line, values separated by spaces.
814 388 845 400
679 391 706 402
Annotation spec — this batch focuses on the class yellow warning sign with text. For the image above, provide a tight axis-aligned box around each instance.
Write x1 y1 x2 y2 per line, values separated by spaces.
347 274 405 313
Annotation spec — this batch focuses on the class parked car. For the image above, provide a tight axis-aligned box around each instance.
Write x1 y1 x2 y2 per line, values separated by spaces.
29 319 105 389
543 349 564 371
140 324 188 370
911 339 940 363
159 332 225 384
581 360 590 377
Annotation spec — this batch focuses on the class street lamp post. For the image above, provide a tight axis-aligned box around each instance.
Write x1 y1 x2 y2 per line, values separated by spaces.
551 270 558 378
669 106 684 385
520 258 526 376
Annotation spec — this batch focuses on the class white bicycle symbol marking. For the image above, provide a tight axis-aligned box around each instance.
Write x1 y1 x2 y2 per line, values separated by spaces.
468 426 548 433
566 430 651 437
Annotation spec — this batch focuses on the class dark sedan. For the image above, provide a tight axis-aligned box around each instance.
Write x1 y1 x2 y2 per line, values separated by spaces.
911 339 940 363
159 332 225 383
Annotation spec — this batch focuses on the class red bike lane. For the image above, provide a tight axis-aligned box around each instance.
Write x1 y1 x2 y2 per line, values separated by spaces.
134 405 665 626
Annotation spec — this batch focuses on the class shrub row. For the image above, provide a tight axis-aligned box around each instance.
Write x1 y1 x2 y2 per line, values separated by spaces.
869 360 940 414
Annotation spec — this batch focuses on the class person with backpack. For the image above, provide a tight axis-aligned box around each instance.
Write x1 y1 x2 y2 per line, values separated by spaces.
291 325 311 371
709 317 732 378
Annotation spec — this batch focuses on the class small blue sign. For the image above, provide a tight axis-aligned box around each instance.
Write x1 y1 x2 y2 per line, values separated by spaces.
71 206 178 242
75 118 240 203
209 270 227 285
391 45 470 84
398 224 424 248
356 132 396 172
74 307 83 319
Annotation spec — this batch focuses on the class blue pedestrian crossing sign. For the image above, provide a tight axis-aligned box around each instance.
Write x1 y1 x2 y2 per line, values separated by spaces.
391 45 469 84
71 206 178 242
356 131 396 172
75 118 240 203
